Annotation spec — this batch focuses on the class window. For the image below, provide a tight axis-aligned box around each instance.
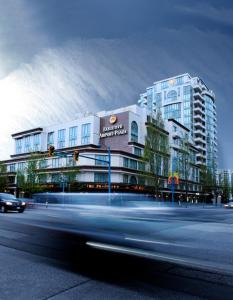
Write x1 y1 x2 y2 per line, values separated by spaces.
39 160 48 169
52 158 61 168
9 164 16 172
161 81 168 89
33 134 41 151
81 123 91 144
164 103 181 121
123 157 138 169
155 93 162 108
130 159 137 170
15 138 23 154
129 176 137 185
69 126 77 147
123 174 128 183
131 121 138 143
24 136 31 153
138 161 145 171
134 147 142 156
173 126 177 132
176 76 183 85
51 173 60 183
57 129 66 148
167 90 177 102
94 172 108 183
123 157 129 168
18 162 25 171
47 132 54 147
95 155 108 166
66 156 75 167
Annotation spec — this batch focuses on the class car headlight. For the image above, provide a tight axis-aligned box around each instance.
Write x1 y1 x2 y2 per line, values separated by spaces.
21 202 26 206
6 201 13 205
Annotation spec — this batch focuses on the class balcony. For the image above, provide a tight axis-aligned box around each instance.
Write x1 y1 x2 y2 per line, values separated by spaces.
192 83 202 93
194 115 205 123
193 98 204 108
195 143 206 151
193 106 205 115
193 92 204 100
194 121 205 130
195 137 206 144
194 129 205 136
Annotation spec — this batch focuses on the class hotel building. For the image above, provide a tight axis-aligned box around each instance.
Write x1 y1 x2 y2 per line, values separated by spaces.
138 73 217 171
1 104 201 199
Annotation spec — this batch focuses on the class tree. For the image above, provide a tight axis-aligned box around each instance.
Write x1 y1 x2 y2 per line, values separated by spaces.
17 153 46 197
0 163 8 192
200 165 216 203
143 112 170 197
222 175 230 202
176 136 191 202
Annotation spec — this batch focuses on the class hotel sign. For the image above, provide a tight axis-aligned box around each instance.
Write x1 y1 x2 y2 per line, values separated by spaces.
100 116 127 138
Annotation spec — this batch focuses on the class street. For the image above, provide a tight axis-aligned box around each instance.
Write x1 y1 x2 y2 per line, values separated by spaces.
0 205 233 299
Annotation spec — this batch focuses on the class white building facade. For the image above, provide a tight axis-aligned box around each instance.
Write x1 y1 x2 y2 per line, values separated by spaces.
3 104 201 198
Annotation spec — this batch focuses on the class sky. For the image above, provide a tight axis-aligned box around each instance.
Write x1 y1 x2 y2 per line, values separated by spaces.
0 0 233 168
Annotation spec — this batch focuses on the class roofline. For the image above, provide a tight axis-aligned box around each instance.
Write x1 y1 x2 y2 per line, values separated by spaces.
153 73 191 85
12 128 43 138
167 118 190 132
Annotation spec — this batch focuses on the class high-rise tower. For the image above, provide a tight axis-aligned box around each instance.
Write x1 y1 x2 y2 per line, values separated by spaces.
138 73 217 170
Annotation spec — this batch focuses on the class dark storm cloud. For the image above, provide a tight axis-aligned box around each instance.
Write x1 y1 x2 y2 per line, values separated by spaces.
29 0 233 40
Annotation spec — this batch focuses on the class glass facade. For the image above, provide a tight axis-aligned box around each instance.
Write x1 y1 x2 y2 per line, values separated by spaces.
9 164 16 172
33 134 41 151
52 158 61 168
69 126 77 147
166 90 177 102
15 138 23 154
18 162 25 171
47 132 54 147
138 74 217 174
81 123 91 144
94 172 108 183
24 136 31 153
164 103 181 122
57 129 66 149
183 85 193 135
131 121 138 143
205 95 216 170
95 155 108 166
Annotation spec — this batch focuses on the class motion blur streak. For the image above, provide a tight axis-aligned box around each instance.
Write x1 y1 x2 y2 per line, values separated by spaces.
15 192 231 276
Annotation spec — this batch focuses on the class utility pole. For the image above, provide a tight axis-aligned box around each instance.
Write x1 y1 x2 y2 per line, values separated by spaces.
107 146 111 194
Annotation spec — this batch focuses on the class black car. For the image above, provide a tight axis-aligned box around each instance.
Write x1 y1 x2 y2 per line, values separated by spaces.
0 193 26 213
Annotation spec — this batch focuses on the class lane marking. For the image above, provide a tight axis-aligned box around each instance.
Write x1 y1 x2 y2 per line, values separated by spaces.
86 241 189 263
125 237 188 247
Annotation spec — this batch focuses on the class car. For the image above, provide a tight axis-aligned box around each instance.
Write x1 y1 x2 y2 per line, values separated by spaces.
18 197 35 208
0 193 26 213
224 200 233 208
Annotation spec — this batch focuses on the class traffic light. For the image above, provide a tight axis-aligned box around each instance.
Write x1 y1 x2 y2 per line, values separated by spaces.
48 145 55 157
168 171 172 184
73 150 79 161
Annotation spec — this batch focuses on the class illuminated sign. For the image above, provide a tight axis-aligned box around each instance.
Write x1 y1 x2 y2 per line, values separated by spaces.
100 123 127 138
109 115 117 124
